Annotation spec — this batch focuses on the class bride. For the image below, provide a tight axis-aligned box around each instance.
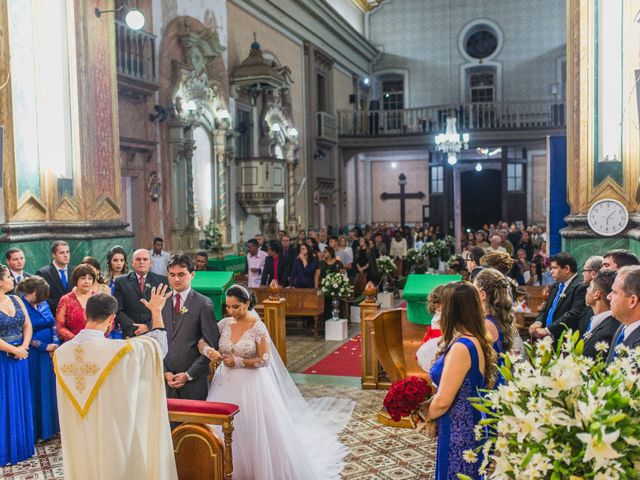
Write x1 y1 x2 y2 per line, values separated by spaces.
198 284 354 480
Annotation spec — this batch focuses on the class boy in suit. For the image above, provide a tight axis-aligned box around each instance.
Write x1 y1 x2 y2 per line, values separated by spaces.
579 270 619 359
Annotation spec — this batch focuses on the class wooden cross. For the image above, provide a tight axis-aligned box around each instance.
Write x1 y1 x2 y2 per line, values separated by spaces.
380 173 426 226
59 345 100 393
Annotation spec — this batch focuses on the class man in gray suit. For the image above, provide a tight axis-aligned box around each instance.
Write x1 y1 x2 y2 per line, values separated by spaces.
163 254 219 400
607 265 640 363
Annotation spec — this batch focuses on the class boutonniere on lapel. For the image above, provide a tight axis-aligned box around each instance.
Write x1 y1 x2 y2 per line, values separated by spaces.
179 306 189 315
145 283 152 290
559 293 567 299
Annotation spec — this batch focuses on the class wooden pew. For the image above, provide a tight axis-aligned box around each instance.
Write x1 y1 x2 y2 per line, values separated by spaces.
253 287 325 337
168 399 239 480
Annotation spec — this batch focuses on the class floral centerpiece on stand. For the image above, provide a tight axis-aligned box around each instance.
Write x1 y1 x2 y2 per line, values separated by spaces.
421 242 439 270
406 248 428 273
204 219 224 260
462 331 640 480
376 255 397 293
320 272 353 321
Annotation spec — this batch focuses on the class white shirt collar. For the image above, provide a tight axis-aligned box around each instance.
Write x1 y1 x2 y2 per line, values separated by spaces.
10 269 24 278
588 310 611 332
53 262 68 272
174 288 191 303
72 329 107 343
624 319 640 340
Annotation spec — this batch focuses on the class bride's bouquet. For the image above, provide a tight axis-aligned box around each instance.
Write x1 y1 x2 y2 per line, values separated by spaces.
465 331 640 479
320 272 352 298
383 376 436 436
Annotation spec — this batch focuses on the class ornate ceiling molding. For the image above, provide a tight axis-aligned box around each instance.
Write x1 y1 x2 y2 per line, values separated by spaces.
352 0 387 12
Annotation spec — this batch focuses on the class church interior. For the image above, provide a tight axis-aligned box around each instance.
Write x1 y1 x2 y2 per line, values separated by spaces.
2 0 640 479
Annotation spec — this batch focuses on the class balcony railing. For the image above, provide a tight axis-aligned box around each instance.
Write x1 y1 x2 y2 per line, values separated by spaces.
115 20 158 85
338 101 565 137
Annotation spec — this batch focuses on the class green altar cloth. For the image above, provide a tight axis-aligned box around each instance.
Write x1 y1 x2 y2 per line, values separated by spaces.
207 254 246 273
192 271 234 320
402 274 461 325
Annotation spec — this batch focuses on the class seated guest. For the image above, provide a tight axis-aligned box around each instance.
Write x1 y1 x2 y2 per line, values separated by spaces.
0 264 35 466
37 240 74 314
486 235 506 253
105 246 129 294
194 251 209 271
261 241 291 287
525 259 543 286
579 270 619 359
529 252 587 343
602 249 639 271
246 239 268 288
149 237 171 276
426 281 497 479
6 248 31 291
56 264 97 342
291 244 319 288
16 276 59 441
114 249 167 338
582 255 603 284
82 256 111 295
607 265 640 363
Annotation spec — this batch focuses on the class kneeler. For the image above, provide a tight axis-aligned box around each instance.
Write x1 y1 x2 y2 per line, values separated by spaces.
167 399 240 480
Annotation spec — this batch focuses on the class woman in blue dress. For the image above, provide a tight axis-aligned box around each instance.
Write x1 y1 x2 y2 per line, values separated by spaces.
16 276 59 441
428 281 497 480
0 264 35 465
473 268 518 386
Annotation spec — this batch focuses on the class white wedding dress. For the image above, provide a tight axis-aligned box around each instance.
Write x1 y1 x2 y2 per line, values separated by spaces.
206 318 355 480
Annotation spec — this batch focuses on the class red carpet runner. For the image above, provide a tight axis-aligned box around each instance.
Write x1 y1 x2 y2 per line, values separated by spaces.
303 335 362 377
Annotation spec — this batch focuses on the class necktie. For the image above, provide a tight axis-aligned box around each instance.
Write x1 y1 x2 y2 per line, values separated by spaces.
139 276 145 293
174 294 181 316
586 317 593 333
15 275 22 284
59 269 68 290
612 327 626 360
545 282 565 327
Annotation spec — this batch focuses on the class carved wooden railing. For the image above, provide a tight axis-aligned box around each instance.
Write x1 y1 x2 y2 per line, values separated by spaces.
339 100 565 136
115 19 158 85
260 280 287 365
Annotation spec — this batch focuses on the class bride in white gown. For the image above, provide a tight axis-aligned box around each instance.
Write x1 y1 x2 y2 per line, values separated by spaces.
199 284 354 480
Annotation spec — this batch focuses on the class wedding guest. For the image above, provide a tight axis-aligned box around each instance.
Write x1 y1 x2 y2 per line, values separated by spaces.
320 247 345 280
261 241 291 287
427 281 497 479
281 235 297 263
374 233 387 257
602 249 639 271
149 237 171 276
529 252 587 343
465 246 486 280
389 231 407 275
582 255 603 284
81 256 111 295
291 244 320 289
246 239 268 288
336 235 353 271
114 249 167 338
194 252 209 271
606 266 640 362
498 229 514 256
255 233 268 252
6 248 31 291
515 231 534 261
474 230 489 248
16 276 59 441
56 265 97 342
0 264 35 465
37 240 75 314
486 235 506 253
525 259 543 286
579 270 619 359
105 246 128 294
354 237 370 294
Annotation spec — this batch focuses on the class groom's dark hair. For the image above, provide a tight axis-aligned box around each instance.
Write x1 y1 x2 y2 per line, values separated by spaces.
168 254 195 272
86 294 117 323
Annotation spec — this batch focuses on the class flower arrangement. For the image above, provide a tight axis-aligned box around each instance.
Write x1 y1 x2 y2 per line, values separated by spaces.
421 241 438 260
464 331 640 480
383 376 434 422
376 255 397 275
406 248 425 266
435 239 451 262
320 272 353 299
204 219 224 257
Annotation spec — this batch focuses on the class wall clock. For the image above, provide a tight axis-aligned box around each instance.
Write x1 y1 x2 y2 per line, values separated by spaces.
587 199 629 236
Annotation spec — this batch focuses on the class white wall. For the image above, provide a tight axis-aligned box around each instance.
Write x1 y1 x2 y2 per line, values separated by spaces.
326 0 365 35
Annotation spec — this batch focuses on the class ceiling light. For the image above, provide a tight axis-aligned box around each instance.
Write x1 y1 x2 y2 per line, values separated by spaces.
391 162 397 168
447 155 457 165
125 9 145 30
475 162 483 172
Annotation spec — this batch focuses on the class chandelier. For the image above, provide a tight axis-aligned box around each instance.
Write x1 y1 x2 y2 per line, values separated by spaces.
435 116 469 165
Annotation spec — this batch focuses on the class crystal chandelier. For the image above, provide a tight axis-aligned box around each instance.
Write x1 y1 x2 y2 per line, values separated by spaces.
435 116 469 165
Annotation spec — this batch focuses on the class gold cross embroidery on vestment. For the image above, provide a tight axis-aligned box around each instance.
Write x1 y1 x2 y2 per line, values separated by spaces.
59 345 100 393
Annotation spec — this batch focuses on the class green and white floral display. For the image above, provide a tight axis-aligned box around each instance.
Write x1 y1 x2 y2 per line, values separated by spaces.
321 272 353 321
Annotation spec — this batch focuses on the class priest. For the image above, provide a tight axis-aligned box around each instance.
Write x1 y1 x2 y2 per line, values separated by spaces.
53 289 177 480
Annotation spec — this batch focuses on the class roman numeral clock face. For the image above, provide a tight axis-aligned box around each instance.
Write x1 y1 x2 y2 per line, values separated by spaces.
587 199 629 236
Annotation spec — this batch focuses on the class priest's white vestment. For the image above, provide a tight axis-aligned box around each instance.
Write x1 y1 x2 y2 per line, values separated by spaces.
54 330 177 480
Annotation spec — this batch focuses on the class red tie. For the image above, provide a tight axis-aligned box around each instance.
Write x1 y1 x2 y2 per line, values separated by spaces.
139 276 145 293
174 294 181 316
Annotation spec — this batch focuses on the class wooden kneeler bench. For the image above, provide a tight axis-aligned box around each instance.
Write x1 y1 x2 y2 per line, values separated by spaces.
167 399 240 480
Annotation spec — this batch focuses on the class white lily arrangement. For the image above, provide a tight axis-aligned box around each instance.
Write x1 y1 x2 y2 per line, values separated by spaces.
461 331 640 480
320 272 353 299
376 255 397 275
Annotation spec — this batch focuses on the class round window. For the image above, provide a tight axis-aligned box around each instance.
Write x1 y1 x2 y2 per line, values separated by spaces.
464 29 498 60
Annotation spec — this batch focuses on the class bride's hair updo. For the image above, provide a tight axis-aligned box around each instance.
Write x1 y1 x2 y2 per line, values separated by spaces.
226 284 257 310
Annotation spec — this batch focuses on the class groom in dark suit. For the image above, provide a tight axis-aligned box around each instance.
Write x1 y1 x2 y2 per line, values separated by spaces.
607 265 640 363
578 270 619 359
36 241 74 314
162 254 219 400
114 249 167 338
529 252 587 344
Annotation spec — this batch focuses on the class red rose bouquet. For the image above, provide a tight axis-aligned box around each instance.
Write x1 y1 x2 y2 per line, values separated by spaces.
383 376 433 422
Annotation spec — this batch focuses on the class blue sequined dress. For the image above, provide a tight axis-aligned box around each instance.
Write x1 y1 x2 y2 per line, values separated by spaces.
486 315 505 387
429 338 485 480
23 298 59 441
0 295 35 465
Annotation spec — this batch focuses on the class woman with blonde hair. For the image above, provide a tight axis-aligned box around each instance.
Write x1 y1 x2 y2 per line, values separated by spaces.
415 285 445 372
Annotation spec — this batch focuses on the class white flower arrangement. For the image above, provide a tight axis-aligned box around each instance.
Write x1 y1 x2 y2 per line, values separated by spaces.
461 331 640 480
406 248 425 265
320 272 353 299
376 255 397 275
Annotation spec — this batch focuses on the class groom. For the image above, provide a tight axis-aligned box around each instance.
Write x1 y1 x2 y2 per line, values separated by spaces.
163 254 219 400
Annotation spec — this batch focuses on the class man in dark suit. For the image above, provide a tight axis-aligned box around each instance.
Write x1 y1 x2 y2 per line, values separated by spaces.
162 254 219 400
530 252 587 343
578 270 619 359
602 249 639 271
607 265 640 363
280 234 297 264
5 248 32 292
36 240 74 314
114 249 168 338
260 241 291 287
